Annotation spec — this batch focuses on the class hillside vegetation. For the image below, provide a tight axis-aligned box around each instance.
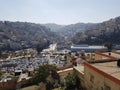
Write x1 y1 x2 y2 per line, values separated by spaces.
0 21 62 51
71 16 120 45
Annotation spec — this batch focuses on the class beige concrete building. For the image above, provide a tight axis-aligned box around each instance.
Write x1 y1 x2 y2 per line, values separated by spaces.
74 54 120 90
74 61 120 90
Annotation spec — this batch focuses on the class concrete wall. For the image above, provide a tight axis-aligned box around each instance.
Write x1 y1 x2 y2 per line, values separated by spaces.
73 68 85 88
0 77 18 90
84 65 104 90
84 63 120 90
57 68 73 82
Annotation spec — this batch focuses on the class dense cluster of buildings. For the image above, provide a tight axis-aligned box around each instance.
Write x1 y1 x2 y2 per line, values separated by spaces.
0 43 120 90
41 43 70 66
0 44 69 87
0 57 48 73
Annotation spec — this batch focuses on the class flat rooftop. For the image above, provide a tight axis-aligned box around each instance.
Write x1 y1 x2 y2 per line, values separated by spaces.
92 61 120 80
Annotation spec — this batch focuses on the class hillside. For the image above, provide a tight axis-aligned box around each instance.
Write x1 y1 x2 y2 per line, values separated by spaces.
0 21 62 51
71 16 120 45
44 23 95 37
1 16 120 51
43 23 64 32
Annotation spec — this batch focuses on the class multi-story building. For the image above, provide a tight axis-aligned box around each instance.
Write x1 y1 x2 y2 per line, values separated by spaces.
74 61 120 90
74 51 120 90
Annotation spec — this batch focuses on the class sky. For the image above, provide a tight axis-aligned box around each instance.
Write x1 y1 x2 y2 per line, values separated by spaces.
0 0 120 25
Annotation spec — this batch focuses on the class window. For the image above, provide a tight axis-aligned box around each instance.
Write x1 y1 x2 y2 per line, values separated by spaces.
101 87 103 90
104 85 111 90
90 74 94 83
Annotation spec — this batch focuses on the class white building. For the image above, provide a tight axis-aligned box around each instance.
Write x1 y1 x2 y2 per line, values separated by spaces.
71 45 107 53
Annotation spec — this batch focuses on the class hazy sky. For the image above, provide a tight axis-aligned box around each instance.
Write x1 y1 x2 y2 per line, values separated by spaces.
0 0 120 25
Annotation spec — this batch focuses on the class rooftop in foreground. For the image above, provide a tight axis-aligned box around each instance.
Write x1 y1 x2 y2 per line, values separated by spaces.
92 61 120 80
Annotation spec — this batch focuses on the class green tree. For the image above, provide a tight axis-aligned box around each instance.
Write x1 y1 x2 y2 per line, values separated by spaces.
0 50 1 55
30 64 60 89
36 44 44 54
65 73 81 90
0 70 2 77
104 42 113 51
36 41 50 54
